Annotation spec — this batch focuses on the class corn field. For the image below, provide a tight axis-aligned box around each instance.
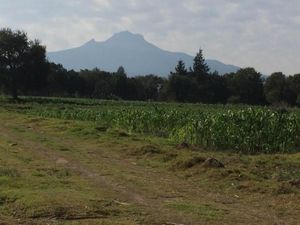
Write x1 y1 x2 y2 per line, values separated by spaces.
22 98 300 154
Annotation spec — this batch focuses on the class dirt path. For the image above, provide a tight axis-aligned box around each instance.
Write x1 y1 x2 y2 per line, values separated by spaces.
0 118 198 224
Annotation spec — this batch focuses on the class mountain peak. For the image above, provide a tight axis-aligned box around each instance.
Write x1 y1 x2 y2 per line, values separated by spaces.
48 31 240 76
82 38 97 47
107 31 145 42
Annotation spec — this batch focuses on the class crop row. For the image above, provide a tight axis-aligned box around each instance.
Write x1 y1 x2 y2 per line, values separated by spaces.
24 103 300 154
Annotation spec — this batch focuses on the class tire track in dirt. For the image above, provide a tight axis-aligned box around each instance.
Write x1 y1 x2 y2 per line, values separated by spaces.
0 121 195 225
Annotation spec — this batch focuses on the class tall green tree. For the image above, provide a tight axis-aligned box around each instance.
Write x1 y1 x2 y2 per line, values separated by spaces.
116 66 126 77
174 60 187 75
193 49 210 77
0 28 48 99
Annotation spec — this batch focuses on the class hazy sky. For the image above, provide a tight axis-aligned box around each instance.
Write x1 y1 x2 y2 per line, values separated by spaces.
0 0 299 75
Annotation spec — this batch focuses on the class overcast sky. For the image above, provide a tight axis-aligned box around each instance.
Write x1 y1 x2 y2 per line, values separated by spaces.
0 0 299 75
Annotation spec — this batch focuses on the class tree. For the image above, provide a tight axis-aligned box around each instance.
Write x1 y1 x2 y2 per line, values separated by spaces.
93 79 111 99
0 70 5 94
78 68 112 99
283 77 297 106
174 60 187 75
136 75 164 100
205 73 229 104
225 68 265 105
113 66 128 99
193 49 210 77
116 66 126 77
264 72 296 105
21 40 50 95
46 63 69 96
0 28 48 99
165 74 198 102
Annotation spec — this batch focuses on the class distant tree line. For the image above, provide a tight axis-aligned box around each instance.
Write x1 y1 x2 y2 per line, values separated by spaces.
1 28 300 106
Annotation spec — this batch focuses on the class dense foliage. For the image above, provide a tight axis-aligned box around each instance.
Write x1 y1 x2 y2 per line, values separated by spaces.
0 28 48 99
21 98 300 154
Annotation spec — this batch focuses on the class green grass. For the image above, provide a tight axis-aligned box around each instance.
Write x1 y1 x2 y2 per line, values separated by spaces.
0 97 299 224
167 201 226 220
3 96 300 154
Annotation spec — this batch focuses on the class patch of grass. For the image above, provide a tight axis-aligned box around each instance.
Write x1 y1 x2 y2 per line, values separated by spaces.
8 193 121 220
0 167 20 177
247 155 300 182
167 201 225 220
0 192 18 205
161 152 178 162
32 168 71 178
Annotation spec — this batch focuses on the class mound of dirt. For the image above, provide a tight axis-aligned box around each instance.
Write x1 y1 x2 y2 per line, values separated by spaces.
95 126 108 132
133 145 161 156
176 142 190 149
201 157 225 168
275 183 295 195
174 156 225 170
174 156 206 169
118 131 130 137
289 179 300 188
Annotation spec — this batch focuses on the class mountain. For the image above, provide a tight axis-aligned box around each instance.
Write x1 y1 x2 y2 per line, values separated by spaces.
47 31 240 76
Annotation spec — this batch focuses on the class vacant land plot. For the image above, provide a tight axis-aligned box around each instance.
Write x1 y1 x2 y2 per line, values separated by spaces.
0 98 299 224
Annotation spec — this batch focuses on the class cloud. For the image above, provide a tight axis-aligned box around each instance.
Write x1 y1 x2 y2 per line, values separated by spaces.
0 0 299 75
